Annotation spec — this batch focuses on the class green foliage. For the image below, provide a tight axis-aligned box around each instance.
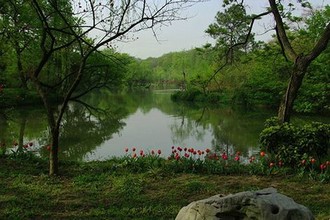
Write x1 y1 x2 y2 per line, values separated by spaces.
171 89 223 103
0 88 42 107
260 118 330 167
205 3 254 63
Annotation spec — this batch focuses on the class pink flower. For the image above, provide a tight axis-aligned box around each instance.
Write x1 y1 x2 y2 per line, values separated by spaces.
157 149 161 155
234 156 240 161
222 153 228 160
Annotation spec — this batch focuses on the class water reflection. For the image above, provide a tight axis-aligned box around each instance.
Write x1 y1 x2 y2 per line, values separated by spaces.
1 90 328 161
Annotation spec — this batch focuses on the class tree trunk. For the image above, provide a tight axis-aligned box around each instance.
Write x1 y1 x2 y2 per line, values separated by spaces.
31 76 60 175
49 128 59 175
277 56 310 123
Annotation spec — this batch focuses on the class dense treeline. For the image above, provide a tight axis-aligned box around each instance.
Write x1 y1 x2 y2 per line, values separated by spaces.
130 5 330 114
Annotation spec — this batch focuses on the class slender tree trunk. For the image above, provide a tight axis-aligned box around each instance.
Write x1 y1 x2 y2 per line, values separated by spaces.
277 56 310 123
31 76 60 175
49 128 59 175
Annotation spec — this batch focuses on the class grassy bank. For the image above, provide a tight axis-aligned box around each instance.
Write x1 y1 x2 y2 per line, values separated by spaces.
0 157 329 220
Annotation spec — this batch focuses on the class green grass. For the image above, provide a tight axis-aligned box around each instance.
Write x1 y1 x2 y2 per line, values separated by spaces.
0 157 329 219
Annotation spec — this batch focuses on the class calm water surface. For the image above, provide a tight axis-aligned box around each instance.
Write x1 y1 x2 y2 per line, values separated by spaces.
0 90 328 161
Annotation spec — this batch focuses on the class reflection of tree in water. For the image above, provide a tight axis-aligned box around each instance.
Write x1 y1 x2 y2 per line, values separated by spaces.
50 102 127 161
0 108 48 153
170 105 207 146
168 103 271 153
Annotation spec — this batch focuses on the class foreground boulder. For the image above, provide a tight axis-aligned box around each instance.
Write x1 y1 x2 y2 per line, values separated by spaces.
175 187 314 220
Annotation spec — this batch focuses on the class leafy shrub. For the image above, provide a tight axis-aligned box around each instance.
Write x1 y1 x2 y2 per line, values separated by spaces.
260 117 330 167
171 89 222 103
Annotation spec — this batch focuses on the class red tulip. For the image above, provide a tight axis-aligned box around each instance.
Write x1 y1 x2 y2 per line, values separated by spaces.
234 156 240 161
320 164 326 170
157 149 161 155
132 147 136 152
29 142 33 147
301 159 306 165
151 150 155 155
222 153 228 160
310 158 316 164
260 151 266 157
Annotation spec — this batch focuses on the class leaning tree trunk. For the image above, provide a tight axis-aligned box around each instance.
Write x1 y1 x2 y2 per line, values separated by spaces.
277 56 310 123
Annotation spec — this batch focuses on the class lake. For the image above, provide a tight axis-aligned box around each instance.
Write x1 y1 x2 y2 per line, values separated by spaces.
0 89 328 161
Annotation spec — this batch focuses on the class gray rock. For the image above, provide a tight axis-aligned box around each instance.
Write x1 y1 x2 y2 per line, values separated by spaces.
175 187 314 220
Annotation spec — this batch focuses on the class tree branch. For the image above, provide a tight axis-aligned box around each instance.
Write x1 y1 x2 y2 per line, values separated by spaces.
306 22 330 61
268 0 298 61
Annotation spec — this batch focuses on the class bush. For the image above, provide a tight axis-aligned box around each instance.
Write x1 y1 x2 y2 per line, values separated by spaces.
260 117 330 167
171 89 222 103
